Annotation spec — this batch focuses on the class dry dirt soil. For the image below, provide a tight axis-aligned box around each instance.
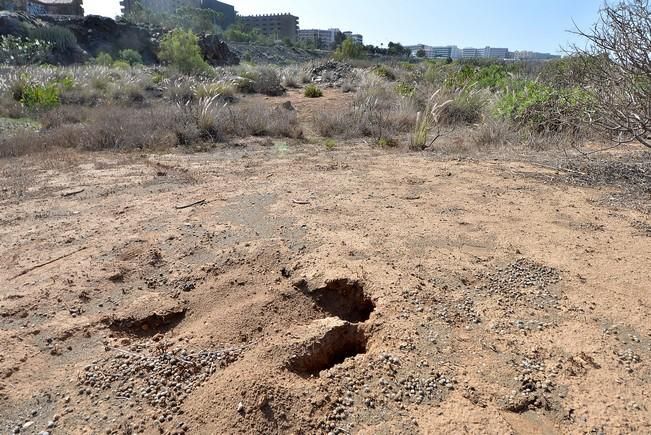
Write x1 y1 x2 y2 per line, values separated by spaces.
1 93 650 435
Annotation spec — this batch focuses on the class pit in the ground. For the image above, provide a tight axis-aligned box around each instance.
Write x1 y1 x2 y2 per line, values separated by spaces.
297 278 375 323
106 309 186 337
287 323 367 377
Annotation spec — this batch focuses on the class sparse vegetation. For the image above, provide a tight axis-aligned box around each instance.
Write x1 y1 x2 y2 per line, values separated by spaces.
304 84 323 98
1 4 650 435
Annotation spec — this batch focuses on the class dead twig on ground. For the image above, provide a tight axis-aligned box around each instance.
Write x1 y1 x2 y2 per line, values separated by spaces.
61 188 85 197
175 199 206 210
292 199 311 205
10 247 88 280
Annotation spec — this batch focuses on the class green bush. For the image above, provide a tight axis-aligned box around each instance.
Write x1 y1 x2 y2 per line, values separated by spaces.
395 82 415 97
54 75 75 91
29 26 78 53
446 64 509 90
112 60 131 69
20 83 60 109
118 49 143 66
497 80 594 133
159 29 210 75
304 84 323 98
0 36 52 65
223 25 271 44
95 52 113 66
334 38 365 60
374 65 396 81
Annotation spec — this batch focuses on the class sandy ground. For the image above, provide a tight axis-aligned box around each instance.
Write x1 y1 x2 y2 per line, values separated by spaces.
0 97 650 434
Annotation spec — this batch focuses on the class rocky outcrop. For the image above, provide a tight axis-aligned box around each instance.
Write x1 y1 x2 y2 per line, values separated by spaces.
0 11 40 37
228 42 329 65
198 34 239 66
42 15 161 63
1 13 240 66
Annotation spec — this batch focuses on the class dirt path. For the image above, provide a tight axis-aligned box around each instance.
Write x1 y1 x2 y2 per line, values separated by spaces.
0 145 649 434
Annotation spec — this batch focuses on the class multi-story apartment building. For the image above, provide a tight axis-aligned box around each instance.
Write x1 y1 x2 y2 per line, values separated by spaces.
408 44 462 59
138 0 200 14
240 13 299 42
342 31 363 45
298 28 339 48
201 0 236 28
462 46 509 59
482 46 509 59
462 47 481 59
14 0 84 16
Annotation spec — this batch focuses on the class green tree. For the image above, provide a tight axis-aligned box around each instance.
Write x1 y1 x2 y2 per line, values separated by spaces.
334 38 365 60
159 29 210 75
223 23 271 44
95 52 113 66
416 49 426 58
118 49 143 65
387 42 409 58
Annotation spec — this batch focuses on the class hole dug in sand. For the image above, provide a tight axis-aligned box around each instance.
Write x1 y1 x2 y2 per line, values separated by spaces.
287 323 367 377
296 278 375 323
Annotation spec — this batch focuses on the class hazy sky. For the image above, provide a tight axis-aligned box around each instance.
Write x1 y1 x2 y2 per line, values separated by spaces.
83 0 602 53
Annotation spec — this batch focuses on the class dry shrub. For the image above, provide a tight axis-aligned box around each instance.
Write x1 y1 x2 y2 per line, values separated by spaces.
218 104 303 138
0 104 182 157
39 105 90 129
1 98 302 159
0 95 25 118
59 86 105 106
111 83 147 106
313 94 418 140
314 111 360 138
473 119 517 148
281 65 309 88
440 89 487 126
78 105 184 151
164 79 196 103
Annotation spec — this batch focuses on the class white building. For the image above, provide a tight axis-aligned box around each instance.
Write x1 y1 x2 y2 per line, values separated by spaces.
462 46 510 59
298 28 339 48
407 45 461 59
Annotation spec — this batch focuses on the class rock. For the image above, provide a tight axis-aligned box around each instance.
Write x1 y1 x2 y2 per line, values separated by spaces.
237 402 245 414
41 15 158 63
22 421 34 429
0 12 85 64
0 11 38 38
229 41 327 65
198 34 239 66
280 102 295 112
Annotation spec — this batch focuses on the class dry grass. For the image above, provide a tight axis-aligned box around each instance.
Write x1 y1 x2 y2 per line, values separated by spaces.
473 119 518 148
218 104 303 139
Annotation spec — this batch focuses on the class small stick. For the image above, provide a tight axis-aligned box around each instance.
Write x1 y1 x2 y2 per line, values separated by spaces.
175 199 206 210
61 188 85 197
292 199 310 205
10 247 88 281
403 195 421 200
